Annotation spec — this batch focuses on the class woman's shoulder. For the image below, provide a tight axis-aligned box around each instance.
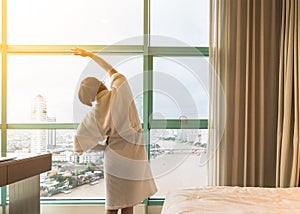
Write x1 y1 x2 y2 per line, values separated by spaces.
110 73 127 88
111 72 126 81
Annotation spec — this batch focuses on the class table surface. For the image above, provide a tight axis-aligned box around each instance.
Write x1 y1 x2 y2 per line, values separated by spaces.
0 153 52 186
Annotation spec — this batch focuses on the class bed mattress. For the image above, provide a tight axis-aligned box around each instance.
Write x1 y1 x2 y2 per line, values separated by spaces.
161 186 300 213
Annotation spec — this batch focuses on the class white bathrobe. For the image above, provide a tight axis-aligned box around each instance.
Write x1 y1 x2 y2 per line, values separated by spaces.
74 73 157 210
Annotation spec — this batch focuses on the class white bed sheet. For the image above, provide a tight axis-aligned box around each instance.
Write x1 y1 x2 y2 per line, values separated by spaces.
161 186 300 214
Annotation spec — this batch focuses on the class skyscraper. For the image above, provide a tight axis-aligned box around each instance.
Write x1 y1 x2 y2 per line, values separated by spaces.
31 94 47 153
47 116 56 149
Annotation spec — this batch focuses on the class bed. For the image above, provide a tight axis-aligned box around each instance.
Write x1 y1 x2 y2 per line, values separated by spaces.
161 186 300 213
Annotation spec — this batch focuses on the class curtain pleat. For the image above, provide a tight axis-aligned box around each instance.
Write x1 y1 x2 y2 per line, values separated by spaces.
276 0 300 187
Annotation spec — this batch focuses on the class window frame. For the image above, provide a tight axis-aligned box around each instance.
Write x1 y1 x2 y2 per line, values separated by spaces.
0 0 209 210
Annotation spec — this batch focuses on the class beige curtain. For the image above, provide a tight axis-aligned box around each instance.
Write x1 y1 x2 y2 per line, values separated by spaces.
276 0 300 187
208 0 281 186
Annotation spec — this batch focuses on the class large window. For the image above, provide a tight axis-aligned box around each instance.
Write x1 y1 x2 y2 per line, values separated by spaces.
1 0 209 209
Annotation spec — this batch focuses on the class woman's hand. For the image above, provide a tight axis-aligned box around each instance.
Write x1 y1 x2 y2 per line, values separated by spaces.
71 47 94 58
91 144 107 151
72 47 117 77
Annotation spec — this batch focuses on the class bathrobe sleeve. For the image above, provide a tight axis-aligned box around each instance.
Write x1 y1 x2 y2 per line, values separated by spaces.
110 73 126 89
73 109 106 152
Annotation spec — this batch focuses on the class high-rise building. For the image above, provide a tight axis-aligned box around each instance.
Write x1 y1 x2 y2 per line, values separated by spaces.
47 116 56 149
31 94 47 153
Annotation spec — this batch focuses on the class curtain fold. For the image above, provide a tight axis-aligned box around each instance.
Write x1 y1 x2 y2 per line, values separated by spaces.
276 0 300 187
208 0 281 187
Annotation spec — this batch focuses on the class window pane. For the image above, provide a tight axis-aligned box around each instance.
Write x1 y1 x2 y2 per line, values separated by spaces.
150 0 209 46
150 129 208 197
7 55 143 123
8 0 143 44
7 129 106 198
153 57 209 119
8 55 88 123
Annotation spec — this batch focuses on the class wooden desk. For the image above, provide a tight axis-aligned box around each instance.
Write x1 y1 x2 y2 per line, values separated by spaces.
0 154 52 214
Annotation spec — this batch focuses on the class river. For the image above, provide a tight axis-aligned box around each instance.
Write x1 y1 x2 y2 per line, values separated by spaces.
52 152 207 198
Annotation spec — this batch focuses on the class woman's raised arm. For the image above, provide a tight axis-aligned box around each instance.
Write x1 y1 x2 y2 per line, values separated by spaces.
71 47 117 77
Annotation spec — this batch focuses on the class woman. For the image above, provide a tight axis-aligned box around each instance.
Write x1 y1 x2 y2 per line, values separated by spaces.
72 48 157 214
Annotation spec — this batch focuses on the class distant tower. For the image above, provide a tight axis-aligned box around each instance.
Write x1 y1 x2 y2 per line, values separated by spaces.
47 116 56 149
31 94 47 153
